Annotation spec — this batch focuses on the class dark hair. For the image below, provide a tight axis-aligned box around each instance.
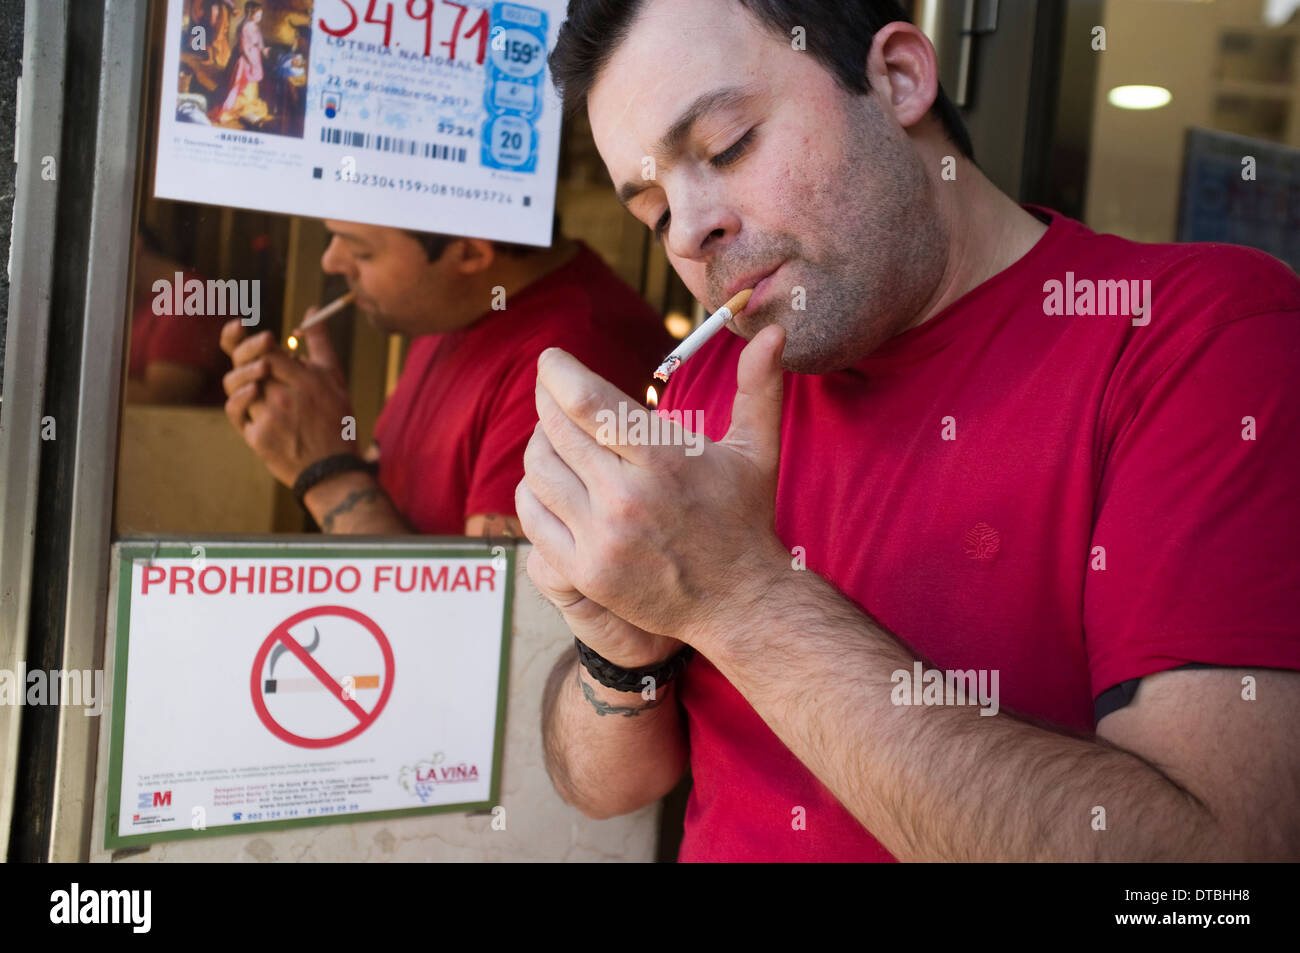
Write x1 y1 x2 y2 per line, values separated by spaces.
406 230 457 262
404 212 562 262
549 0 974 162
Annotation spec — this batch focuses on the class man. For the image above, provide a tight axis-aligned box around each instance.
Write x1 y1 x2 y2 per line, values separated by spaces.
129 229 228 405
222 222 670 536
518 0 1300 861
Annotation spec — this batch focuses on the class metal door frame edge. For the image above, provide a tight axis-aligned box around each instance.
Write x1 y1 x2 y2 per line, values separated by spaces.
0 0 68 864
48 0 147 862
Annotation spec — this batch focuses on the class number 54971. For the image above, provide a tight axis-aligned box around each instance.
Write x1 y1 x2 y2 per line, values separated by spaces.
318 0 490 64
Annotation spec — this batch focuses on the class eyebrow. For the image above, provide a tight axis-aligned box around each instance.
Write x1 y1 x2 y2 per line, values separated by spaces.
333 231 374 252
615 83 761 209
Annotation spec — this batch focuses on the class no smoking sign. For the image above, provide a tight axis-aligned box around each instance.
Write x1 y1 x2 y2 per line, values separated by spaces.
250 606 395 748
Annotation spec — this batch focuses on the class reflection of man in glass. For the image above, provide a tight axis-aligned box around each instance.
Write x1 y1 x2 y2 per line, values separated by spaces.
218 223 671 537
212 1 271 125
128 231 229 406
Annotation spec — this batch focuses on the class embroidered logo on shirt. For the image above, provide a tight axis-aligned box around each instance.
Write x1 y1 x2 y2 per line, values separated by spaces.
963 522 1001 560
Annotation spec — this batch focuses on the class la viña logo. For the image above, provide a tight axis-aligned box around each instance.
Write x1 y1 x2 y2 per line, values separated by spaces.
399 753 480 802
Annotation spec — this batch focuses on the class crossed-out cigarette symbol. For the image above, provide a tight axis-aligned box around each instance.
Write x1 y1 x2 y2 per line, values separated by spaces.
251 606 395 749
262 625 380 698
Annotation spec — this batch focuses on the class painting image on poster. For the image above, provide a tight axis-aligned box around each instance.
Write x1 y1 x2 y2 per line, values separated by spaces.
176 0 313 139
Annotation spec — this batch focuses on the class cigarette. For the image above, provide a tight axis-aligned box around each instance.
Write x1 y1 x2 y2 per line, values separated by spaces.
263 675 380 694
298 290 356 331
653 288 753 382
288 291 355 351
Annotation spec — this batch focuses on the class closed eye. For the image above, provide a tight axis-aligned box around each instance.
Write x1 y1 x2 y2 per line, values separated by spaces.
654 210 670 243
710 127 755 169
652 128 757 244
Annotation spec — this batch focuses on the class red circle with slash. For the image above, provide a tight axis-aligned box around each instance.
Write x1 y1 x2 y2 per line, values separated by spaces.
250 605 395 748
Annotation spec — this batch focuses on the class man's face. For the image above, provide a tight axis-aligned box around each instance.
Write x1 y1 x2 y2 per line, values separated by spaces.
588 0 946 373
320 222 449 336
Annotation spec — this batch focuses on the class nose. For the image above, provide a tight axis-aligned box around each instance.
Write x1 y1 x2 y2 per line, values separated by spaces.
662 179 740 263
320 235 351 278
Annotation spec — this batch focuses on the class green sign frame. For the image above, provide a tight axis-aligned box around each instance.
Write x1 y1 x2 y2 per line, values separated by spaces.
104 538 515 850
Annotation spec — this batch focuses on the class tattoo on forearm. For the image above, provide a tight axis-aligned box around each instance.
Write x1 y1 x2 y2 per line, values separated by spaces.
577 669 663 717
321 487 382 532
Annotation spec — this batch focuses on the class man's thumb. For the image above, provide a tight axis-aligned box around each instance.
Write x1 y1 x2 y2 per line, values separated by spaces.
300 318 342 373
720 323 785 470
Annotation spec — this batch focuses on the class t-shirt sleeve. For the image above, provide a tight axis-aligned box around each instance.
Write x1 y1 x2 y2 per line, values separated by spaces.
460 312 659 522
462 352 538 522
1084 309 1300 697
146 310 228 374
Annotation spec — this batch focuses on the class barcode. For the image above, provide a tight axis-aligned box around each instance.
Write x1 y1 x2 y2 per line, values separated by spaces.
319 128 468 163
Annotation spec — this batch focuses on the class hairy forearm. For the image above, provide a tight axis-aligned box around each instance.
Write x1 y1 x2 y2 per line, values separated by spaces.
541 648 688 820
702 570 1222 861
303 470 411 534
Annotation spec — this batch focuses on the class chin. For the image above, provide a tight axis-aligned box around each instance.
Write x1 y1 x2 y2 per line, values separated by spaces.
780 347 845 375
360 309 399 334
775 319 887 375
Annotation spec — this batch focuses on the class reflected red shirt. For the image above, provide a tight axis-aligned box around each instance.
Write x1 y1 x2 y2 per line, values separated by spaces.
374 241 672 534
129 272 230 405
660 206 1300 862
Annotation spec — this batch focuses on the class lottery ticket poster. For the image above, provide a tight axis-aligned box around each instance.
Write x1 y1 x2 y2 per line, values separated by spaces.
155 0 565 246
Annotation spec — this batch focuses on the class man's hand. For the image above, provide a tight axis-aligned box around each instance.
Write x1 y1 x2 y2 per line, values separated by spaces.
516 324 790 645
524 544 682 668
220 313 358 487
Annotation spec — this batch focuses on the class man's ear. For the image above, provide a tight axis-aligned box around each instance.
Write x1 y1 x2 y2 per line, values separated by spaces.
867 21 939 131
448 238 497 276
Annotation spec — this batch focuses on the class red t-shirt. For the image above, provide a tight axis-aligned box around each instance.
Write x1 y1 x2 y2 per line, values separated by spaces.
660 206 1300 862
129 275 230 405
374 240 672 534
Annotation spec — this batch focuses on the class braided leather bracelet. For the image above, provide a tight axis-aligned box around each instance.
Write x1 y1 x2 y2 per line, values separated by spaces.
292 453 377 508
574 637 695 693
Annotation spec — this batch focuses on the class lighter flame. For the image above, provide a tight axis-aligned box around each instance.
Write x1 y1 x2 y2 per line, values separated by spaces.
287 335 300 350
646 385 658 408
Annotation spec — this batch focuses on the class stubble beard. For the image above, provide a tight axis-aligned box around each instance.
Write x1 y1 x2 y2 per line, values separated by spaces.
756 102 949 375
360 305 405 336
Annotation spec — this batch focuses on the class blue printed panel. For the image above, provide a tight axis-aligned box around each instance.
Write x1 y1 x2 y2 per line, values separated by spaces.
481 2 548 172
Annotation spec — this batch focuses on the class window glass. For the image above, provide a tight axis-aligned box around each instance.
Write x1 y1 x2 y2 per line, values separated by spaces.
1082 0 1300 268
116 0 688 537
